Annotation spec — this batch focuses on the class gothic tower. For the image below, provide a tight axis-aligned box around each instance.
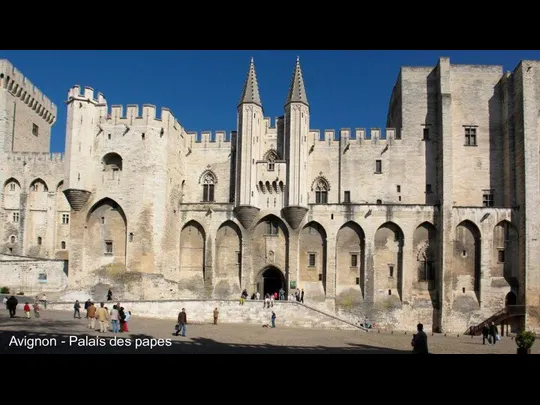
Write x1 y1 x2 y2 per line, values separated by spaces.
233 58 264 229
282 57 310 229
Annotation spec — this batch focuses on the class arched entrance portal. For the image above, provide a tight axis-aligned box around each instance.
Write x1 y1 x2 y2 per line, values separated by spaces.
505 291 517 306
258 266 286 297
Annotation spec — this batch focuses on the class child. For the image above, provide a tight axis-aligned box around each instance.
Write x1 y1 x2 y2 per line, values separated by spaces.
123 309 130 332
33 301 40 318
271 311 276 328
24 302 31 318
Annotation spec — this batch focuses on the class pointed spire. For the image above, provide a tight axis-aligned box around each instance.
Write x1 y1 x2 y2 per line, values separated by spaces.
285 56 309 107
238 57 262 108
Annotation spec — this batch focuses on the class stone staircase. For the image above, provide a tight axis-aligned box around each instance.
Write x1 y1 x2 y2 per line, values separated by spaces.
46 299 367 331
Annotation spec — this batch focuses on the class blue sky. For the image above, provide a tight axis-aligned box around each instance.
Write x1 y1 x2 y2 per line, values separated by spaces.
2 50 540 153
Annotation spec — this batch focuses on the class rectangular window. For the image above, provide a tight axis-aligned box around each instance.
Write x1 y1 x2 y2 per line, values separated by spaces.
32 124 39 136
315 191 327 204
389 265 394 278
426 184 432 193
203 184 215 202
465 127 477 146
483 191 494 207
498 249 505 263
105 240 113 254
308 253 316 267
62 214 69 224
344 191 350 203
375 160 382 173
266 221 278 235
351 254 358 267
423 127 430 140
12 212 19 223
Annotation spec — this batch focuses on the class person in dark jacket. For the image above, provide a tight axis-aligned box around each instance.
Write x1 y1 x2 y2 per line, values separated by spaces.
482 323 490 345
84 299 91 318
118 307 126 333
6 295 18 318
175 308 187 336
489 322 499 345
411 323 429 354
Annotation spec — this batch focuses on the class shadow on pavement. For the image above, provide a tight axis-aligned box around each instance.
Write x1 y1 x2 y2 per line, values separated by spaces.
0 315 411 354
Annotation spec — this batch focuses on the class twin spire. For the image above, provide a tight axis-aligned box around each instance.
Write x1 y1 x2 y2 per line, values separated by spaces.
238 56 309 109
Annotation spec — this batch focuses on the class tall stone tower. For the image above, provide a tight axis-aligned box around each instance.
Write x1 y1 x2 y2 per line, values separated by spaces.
62 86 107 211
233 58 264 229
282 57 310 229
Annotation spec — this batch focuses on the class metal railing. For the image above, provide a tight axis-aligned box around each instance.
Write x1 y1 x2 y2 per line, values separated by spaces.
465 305 525 336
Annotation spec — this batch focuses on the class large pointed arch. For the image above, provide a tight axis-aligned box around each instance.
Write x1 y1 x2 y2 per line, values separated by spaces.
214 220 243 297
455 219 481 300
336 221 366 297
84 197 127 271
179 220 207 289
300 221 328 295
86 197 127 224
373 221 405 301
252 214 289 294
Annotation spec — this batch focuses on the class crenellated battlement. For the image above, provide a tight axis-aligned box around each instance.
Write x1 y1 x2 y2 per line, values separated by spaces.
68 85 106 105
0 59 57 124
185 130 235 147
107 104 179 127
68 85 183 131
309 127 399 145
6 151 64 163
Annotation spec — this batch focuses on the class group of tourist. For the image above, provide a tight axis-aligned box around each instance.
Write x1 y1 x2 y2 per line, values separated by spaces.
3 294 44 318
77 298 131 334
241 287 305 305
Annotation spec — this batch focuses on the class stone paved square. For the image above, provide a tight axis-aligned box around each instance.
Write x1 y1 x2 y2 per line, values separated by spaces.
0 308 530 354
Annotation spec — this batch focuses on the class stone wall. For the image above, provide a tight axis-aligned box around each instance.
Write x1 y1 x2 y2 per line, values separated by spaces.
0 254 67 294
46 299 362 330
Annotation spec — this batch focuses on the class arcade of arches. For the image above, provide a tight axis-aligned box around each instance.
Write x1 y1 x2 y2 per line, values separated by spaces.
80 200 520 324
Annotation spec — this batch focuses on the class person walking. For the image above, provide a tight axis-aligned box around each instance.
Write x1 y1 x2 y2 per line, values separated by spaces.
73 300 81 319
213 308 219 325
24 302 31 318
175 308 187 336
6 295 18 318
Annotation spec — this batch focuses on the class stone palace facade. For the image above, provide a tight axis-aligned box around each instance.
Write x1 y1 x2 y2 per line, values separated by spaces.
1 55 539 332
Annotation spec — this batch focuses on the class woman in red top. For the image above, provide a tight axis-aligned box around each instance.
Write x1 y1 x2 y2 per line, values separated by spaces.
24 302 31 318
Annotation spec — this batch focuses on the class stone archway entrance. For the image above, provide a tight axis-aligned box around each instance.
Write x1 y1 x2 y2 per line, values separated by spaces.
258 266 286 298
505 291 517 306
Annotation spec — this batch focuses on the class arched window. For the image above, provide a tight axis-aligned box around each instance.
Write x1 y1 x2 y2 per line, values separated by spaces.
267 151 277 171
10 235 15 244
30 178 48 192
37 236 42 245
102 152 123 180
417 244 435 281
61 241 66 250
201 171 216 202
314 178 329 204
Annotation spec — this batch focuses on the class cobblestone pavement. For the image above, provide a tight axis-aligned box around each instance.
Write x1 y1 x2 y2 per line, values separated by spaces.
0 308 528 354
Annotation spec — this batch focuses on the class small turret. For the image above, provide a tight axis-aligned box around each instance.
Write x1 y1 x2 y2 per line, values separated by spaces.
285 56 309 107
238 57 263 109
